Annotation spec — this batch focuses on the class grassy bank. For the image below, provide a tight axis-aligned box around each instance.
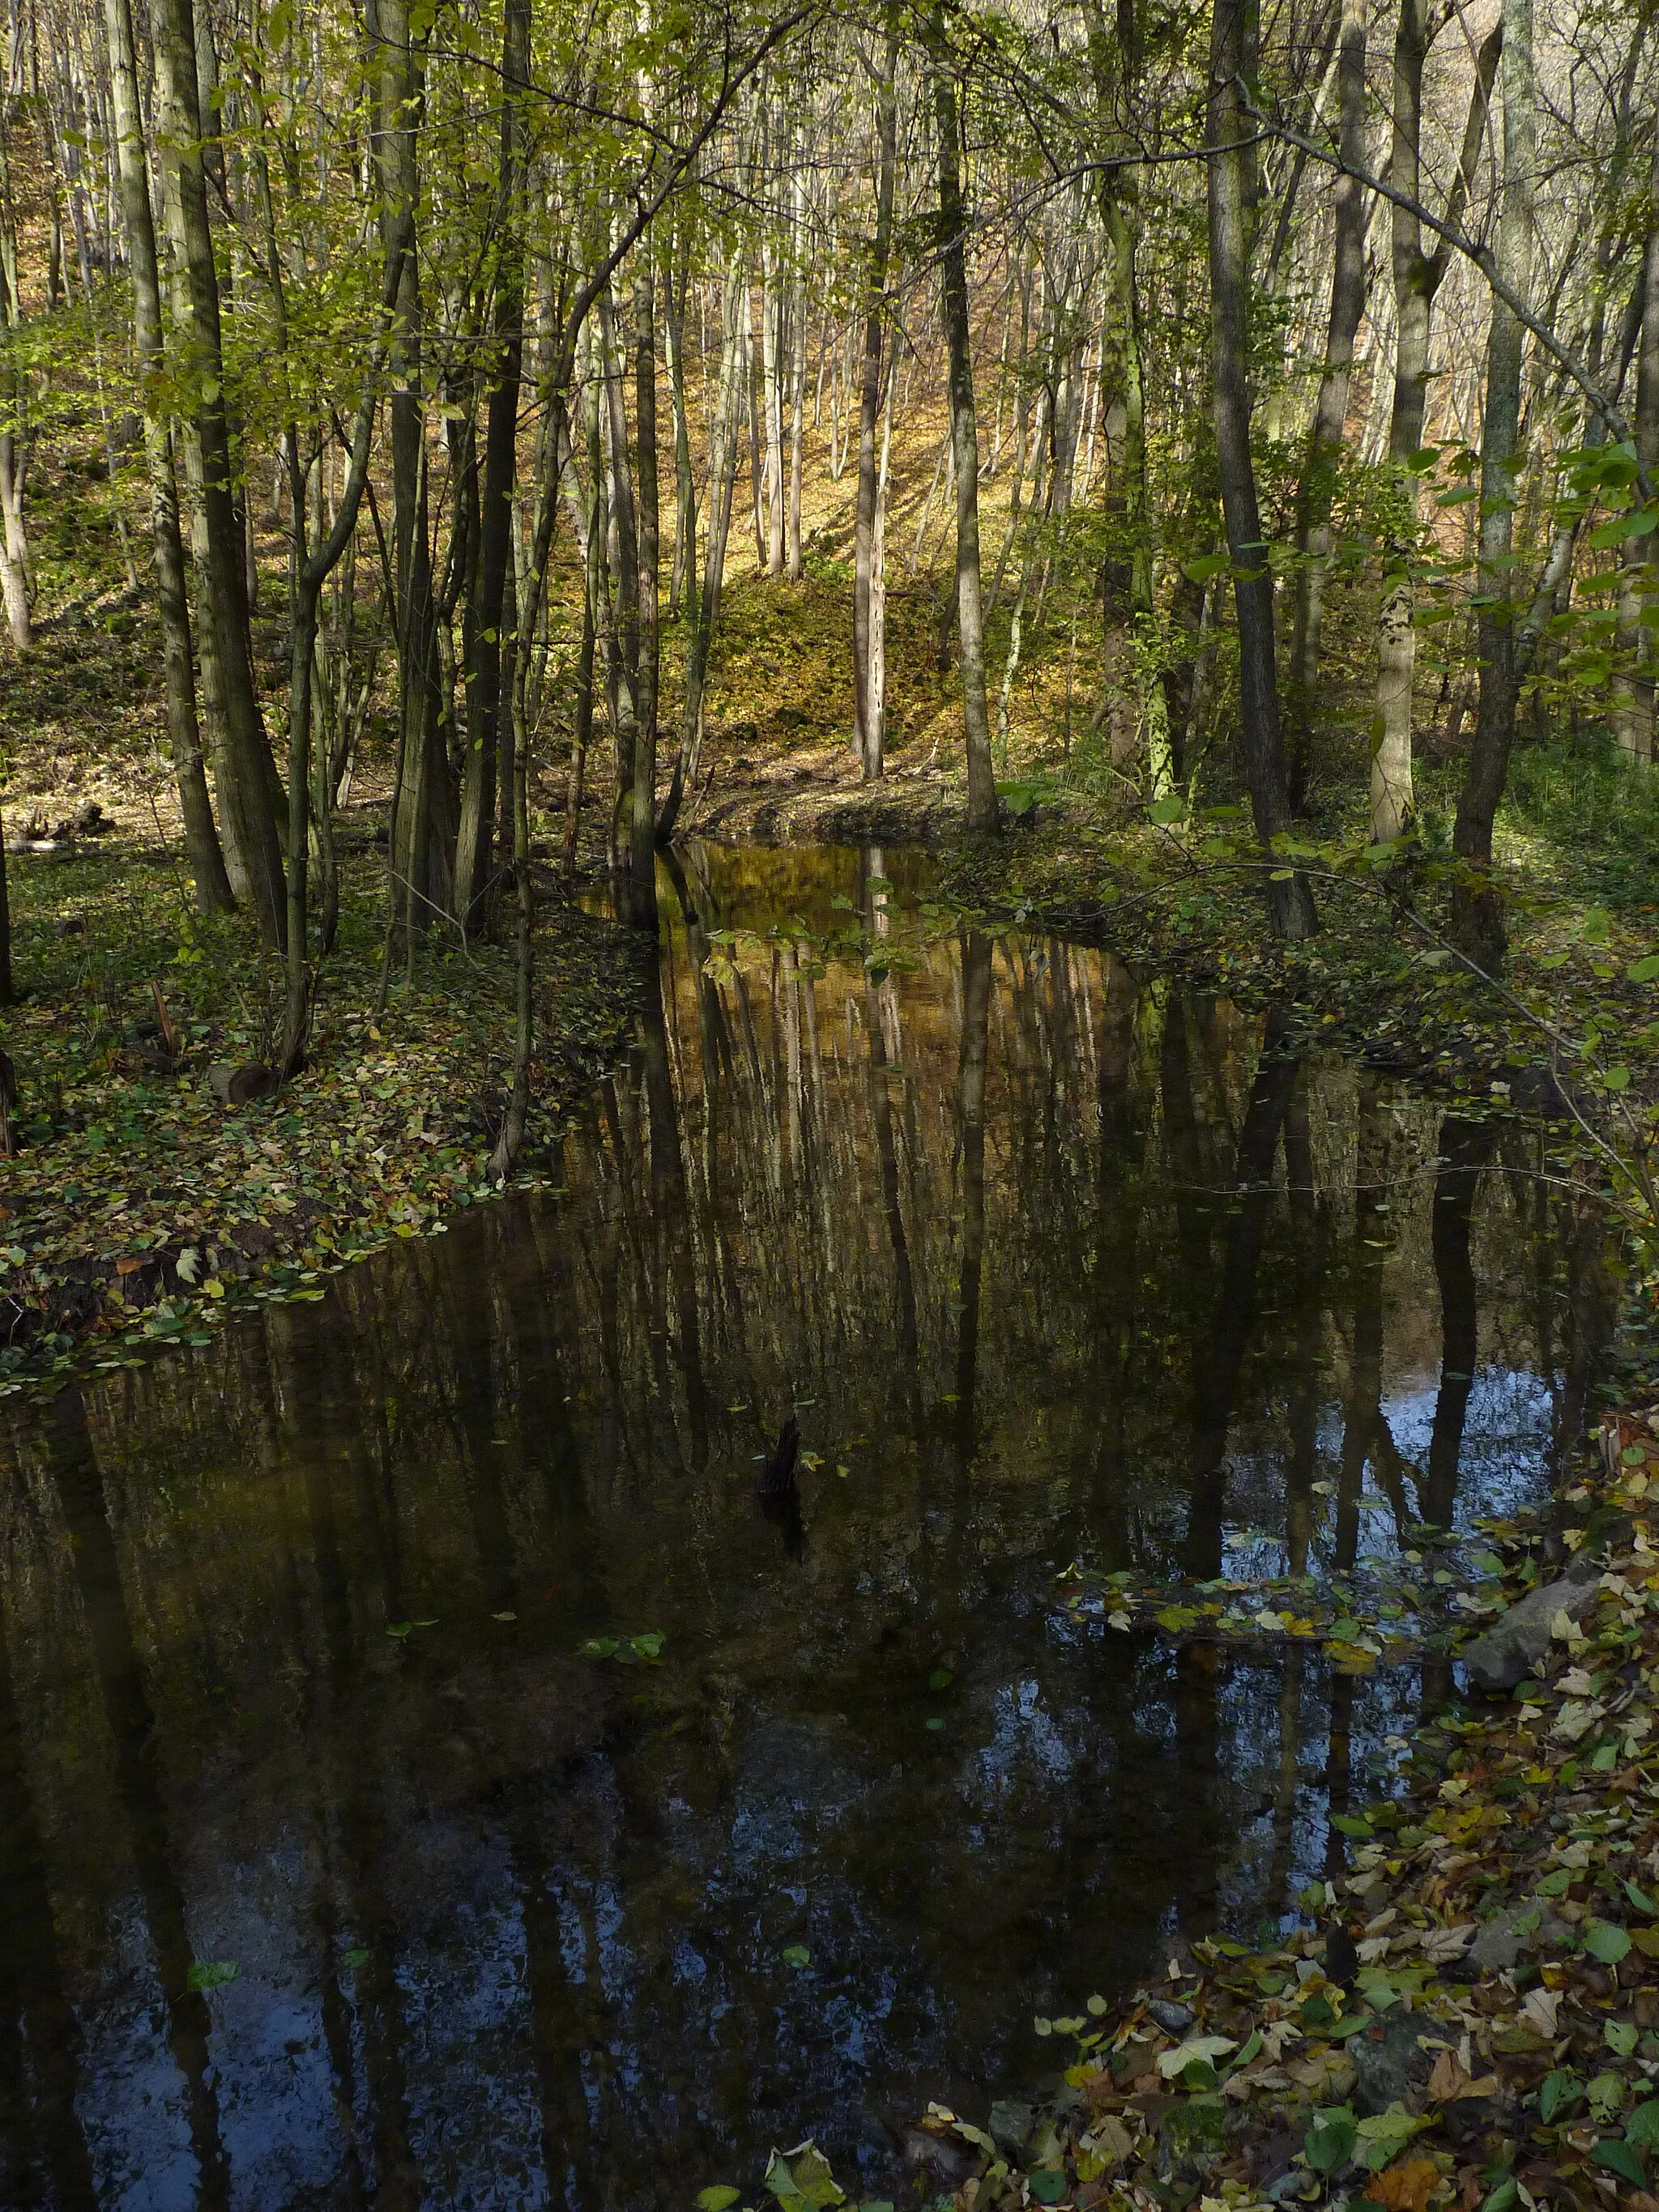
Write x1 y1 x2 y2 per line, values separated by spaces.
0 833 645 1399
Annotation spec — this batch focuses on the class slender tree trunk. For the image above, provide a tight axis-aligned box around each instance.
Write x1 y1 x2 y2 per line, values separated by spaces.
1084 0 1164 794
0 107 27 650
377 0 453 950
0 428 29 650
597 279 639 867
152 0 287 940
786 166 808 585
100 0 232 910
1287 0 1367 808
1375 9 1500 842
761 220 785 575
1208 0 1316 937
924 3 998 833
664 228 697 620
852 26 898 779
454 0 530 927
660 263 744 837
1612 131 1659 765
1452 0 1535 968
629 253 660 918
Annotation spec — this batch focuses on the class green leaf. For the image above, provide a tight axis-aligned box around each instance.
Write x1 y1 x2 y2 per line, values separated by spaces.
1584 1920 1632 1964
1627 955 1659 983
1147 796 1186 825
1026 2174 1067 2205
1479 2186 1519 2212
765 2140 846 2209
1589 507 1657 548
782 1946 812 1969
928 1667 953 1691
1304 2105 1358 2176
342 1947 371 1971
1607 2019 1640 2057
1540 2071 1584 2124
697 2191 741 2210
1593 2137 1647 2185
186 1959 238 1993
1331 1813 1374 1836
1627 2100 1659 2150
1182 552 1231 582
1601 1065 1631 1093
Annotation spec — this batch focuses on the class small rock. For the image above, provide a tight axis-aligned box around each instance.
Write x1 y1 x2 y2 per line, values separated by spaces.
1460 1554 1602 1692
987 2099 1034 2156
1146 1998 1196 2035
1265 2168 1316 2203
898 2127 974 2184
1351 2011 1430 2116
1461 1899 1568 1976
1158 2095 1226 2177
208 1062 275 1109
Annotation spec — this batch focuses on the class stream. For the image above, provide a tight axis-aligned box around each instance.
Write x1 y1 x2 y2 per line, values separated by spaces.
0 842 1623 2210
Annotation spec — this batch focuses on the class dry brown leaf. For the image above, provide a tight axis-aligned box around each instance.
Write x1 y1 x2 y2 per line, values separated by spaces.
1427 2050 1503 2103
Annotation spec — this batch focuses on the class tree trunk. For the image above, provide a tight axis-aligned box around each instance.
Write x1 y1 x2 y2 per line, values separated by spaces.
629 254 660 920
1084 0 1164 795
664 227 697 620
100 0 233 910
597 279 640 869
1374 8 1501 842
925 3 998 833
1286 0 1367 808
0 428 29 650
1451 0 1534 969
661 262 744 837
377 0 454 951
761 219 785 576
1611 130 1659 765
151 0 287 942
852 27 898 780
786 167 808 586
454 0 530 927
1208 0 1316 938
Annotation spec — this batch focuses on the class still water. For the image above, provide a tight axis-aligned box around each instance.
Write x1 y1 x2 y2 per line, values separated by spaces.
0 845 1619 2209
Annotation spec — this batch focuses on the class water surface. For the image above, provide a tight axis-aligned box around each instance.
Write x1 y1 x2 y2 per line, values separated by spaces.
0 844 1618 2208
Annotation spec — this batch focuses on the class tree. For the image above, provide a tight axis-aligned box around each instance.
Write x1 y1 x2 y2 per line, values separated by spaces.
924 1 998 834
1207 0 1316 939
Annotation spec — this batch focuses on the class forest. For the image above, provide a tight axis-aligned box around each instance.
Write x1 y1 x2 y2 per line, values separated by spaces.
5 0 1659 2202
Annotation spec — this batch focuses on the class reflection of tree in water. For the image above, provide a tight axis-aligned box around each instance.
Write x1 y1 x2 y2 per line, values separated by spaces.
0 850 1624 2208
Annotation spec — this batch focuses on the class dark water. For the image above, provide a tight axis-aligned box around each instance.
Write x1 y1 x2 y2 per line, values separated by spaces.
0 844 1619 2210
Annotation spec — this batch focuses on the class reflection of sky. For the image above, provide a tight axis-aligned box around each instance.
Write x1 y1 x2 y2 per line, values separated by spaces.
1383 1366 1557 1528
78 1897 197 2212
1220 1364 1555 1586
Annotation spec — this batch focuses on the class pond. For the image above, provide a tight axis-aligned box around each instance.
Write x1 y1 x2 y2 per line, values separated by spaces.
0 844 1621 2210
